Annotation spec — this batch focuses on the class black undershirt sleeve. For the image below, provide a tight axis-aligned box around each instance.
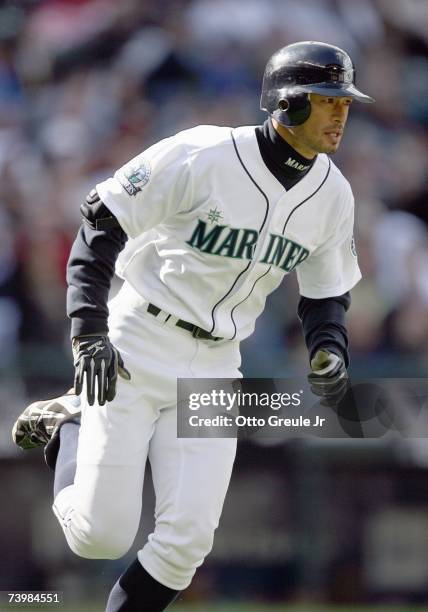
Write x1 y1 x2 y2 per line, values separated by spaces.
297 292 351 368
66 223 127 338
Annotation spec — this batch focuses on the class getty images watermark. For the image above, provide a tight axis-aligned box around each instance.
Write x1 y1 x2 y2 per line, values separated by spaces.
177 378 428 439
186 387 325 429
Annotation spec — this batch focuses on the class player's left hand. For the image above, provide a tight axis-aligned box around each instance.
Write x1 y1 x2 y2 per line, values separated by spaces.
308 349 348 405
72 334 131 406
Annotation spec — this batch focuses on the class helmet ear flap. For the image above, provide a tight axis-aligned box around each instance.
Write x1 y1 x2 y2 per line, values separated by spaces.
273 93 311 127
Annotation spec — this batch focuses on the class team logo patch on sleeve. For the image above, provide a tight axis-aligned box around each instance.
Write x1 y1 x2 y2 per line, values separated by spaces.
117 158 151 196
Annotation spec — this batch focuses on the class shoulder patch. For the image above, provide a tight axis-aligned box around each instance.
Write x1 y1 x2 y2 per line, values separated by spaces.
117 158 151 196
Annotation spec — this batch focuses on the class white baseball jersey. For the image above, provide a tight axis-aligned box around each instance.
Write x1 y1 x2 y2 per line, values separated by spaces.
96 125 361 341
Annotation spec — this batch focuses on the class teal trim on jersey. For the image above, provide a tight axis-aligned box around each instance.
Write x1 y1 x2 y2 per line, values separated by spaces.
226 149 332 341
230 265 272 340
281 158 331 234
205 130 272 335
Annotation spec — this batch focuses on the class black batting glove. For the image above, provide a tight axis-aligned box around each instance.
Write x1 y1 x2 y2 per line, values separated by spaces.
72 334 131 406
308 349 348 406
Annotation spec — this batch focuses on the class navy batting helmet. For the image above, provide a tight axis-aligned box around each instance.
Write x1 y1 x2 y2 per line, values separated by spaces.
260 41 374 127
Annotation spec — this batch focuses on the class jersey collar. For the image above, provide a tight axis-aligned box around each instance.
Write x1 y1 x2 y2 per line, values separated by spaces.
257 118 316 190
231 125 328 205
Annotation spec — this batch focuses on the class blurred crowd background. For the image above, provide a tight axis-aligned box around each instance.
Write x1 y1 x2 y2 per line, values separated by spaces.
1 0 428 608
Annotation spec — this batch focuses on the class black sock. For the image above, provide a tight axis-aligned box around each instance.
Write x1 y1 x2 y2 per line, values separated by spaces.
105 559 180 611
52 421 80 497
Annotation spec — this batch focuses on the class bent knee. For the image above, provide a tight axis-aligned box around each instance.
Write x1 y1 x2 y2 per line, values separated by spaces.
69 538 130 560
53 485 138 560
62 520 135 560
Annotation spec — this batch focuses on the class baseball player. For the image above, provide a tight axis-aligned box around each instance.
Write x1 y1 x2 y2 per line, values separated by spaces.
12 41 373 611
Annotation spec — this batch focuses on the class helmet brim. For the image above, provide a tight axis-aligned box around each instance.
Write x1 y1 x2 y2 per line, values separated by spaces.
294 83 375 103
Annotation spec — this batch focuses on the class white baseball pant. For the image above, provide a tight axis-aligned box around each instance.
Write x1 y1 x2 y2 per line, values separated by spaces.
52 282 240 590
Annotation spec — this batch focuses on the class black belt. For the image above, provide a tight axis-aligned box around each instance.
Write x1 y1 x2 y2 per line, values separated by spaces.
147 303 223 341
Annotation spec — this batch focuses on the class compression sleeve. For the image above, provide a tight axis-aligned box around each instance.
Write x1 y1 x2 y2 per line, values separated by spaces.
297 292 351 367
66 222 127 338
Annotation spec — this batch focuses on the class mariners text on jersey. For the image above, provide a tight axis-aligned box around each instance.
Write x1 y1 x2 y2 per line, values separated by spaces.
96 125 361 341
186 220 309 272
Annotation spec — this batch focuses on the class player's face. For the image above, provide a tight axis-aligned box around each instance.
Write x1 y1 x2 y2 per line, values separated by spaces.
289 94 353 156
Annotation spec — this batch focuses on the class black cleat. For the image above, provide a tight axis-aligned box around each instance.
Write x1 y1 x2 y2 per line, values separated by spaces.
12 389 81 450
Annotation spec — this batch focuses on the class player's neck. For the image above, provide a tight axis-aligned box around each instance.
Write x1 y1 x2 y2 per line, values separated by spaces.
271 119 317 160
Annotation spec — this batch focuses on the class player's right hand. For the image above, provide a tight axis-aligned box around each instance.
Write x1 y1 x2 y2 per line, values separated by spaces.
308 349 348 406
72 334 131 406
